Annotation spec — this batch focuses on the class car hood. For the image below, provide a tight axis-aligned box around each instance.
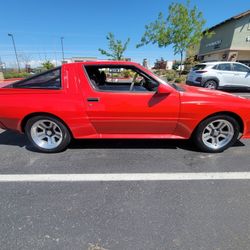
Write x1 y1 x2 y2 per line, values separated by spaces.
180 85 249 102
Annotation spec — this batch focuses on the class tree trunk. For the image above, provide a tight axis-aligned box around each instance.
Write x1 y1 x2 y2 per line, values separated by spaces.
179 51 183 77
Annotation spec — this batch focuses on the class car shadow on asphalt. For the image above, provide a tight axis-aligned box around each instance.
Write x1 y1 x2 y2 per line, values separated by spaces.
0 130 28 147
223 88 250 93
0 130 244 153
69 138 245 153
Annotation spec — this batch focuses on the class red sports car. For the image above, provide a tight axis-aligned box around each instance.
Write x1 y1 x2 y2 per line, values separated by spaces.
0 61 250 153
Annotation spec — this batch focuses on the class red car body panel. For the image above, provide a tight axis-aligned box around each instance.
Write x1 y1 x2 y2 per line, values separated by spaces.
1 61 250 140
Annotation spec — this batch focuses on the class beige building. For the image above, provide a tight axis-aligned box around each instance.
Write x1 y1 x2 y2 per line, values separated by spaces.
198 10 250 66
62 57 98 64
62 57 131 64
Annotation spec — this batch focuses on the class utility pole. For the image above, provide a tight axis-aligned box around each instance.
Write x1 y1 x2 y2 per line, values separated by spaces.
8 33 20 72
0 56 4 80
60 37 64 63
0 56 6 72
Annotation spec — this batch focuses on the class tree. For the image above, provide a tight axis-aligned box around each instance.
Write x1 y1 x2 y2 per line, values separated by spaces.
19 53 32 68
41 60 55 70
19 53 33 72
137 0 211 74
99 32 130 60
184 44 200 71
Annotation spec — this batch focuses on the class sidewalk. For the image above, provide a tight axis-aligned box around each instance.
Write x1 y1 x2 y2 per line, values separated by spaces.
0 78 23 87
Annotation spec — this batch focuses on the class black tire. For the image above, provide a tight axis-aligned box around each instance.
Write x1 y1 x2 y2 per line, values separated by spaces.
193 115 240 153
25 115 71 153
204 80 218 90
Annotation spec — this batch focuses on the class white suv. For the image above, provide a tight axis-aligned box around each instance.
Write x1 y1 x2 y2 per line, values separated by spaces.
186 61 250 90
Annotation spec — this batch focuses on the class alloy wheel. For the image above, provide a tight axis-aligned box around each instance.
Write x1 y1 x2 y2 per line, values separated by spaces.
201 119 234 150
30 119 63 149
204 81 217 89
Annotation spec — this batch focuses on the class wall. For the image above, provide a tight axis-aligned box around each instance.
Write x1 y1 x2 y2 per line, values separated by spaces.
203 52 224 62
199 21 235 55
231 14 250 49
238 50 250 60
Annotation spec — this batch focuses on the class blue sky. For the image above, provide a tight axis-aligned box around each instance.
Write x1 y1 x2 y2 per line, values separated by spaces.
0 0 249 67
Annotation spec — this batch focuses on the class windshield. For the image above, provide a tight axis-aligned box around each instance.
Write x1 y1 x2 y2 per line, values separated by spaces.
153 74 184 91
151 70 181 89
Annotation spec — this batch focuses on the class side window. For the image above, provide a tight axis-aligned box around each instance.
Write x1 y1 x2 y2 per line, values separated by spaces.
232 64 249 73
84 66 158 92
217 63 232 71
13 68 61 89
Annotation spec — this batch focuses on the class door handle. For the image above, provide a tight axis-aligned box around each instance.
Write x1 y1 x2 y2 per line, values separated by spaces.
87 97 100 102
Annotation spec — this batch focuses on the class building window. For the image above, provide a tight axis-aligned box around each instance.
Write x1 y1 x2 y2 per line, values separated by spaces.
248 19 250 30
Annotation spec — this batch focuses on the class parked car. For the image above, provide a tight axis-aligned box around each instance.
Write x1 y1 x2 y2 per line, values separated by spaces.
186 61 250 89
1 61 250 153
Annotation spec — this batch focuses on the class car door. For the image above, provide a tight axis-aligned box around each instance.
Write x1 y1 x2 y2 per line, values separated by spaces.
84 65 180 135
232 63 250 87
215 63 234 86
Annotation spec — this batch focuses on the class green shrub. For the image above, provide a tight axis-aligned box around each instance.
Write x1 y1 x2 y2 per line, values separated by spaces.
3 72 30 79
174 75 187 83
153 69 162 76
174 78 182 83
165 70 177 82
122 70 132 78
167 76 174 81
41 60 55 70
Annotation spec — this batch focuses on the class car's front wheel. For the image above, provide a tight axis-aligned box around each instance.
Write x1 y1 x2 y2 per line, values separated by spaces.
25 116 71 153
193 115 240 153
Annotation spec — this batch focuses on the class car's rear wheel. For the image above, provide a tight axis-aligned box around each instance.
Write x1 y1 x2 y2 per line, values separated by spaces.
193 115 240 153
204 80 218 89
25 116 71 153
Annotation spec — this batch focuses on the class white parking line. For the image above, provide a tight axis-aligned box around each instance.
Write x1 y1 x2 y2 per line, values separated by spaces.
0 172 250 182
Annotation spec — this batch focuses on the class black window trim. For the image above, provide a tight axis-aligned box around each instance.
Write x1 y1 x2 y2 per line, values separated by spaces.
212 64 218 70
83 64 160 94
12 66 62 89
232 63 250 73
216 63 233 71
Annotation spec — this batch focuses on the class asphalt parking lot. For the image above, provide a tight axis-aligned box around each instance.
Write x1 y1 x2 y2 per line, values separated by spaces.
1 92 250 250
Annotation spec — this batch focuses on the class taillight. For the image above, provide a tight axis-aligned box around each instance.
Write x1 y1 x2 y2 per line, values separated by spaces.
195 70 207 73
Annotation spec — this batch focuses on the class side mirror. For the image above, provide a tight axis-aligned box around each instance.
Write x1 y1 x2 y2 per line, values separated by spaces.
157 84 172 94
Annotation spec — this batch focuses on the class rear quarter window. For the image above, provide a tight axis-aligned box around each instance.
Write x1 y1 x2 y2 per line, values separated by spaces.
12 68 61 89
232 63 249 72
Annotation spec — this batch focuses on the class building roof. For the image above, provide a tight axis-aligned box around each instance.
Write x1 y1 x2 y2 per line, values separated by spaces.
205 10 250 32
